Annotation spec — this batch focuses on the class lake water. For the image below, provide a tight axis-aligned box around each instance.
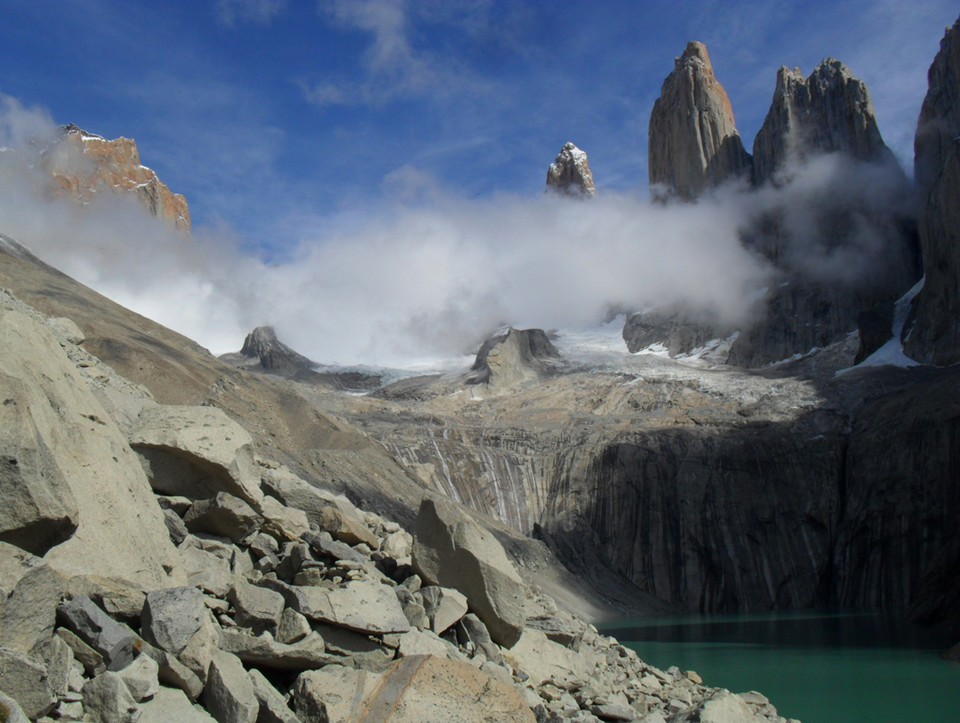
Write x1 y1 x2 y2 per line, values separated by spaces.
598 610 960 722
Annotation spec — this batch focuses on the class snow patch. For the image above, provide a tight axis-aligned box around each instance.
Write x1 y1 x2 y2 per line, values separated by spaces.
837 277 924 374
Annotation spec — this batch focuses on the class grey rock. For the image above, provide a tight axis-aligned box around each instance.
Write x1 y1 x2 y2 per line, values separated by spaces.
0 691 29 723
412 496 526 648
162 508 189 545
203 651 258 723
247 533 279 561
291 665 382 723
456 613 503 665
0 370 79 556
64 575 145 627
137 686 215 722
312 505 378 548
590 702 636 721
219 629 330 671
648 41 751 200
419 585 468 634
546 142 597 198
140 587 206 655
56 627 104 675
81 670 141 722
227 582 284 635
156 495 192 516
116 653 160 703
129 405 264 509
0 542 64 653
312 623 395 672
262 578 410 634
258 496 310 543
57 595 137 671
34 634 73 699
276 608 311 645
302 530 366 564
184 493 260 544
248 668 299 723
0 645 55 718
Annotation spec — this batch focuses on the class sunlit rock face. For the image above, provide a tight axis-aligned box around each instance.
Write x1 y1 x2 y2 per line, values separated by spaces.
648 41 752 200
752 59 895 186
43 124 191 231
904 17 960 365
545 142 596 198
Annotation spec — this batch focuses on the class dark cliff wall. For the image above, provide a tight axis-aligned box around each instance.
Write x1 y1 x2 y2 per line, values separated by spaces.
539 369 960 629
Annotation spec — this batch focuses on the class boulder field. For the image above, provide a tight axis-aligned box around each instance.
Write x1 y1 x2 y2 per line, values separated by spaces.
0 289 795 721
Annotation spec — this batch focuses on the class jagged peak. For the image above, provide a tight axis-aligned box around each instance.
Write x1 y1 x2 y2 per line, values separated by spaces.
546 142 596 198
677 40 711 70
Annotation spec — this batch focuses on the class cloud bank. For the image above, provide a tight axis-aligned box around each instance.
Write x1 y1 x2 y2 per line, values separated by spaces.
0 93 915 370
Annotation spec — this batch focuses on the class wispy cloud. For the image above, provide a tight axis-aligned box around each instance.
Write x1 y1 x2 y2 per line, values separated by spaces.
216 0 287 27
302 0 496 107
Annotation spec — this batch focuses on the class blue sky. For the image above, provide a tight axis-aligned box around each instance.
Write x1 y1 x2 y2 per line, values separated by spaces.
1 0 955 257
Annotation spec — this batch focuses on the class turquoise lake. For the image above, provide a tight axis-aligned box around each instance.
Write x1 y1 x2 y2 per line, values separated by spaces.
598 610 960 722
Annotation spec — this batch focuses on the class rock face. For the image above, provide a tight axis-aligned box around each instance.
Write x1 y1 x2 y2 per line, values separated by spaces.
412 496 527 648
44 124 191 231
546 142 596 197
753 59 894 185
903 17 960 364
468 327 561 387
648 41 752 200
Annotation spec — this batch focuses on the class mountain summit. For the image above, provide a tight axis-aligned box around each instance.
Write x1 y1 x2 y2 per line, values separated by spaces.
44 124 191 232
545 142 596 197
648 41 752 200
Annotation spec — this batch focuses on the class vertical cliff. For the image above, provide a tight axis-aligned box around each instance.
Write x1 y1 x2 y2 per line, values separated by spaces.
648 41 752 200
752 59 894 186
903 17 960 365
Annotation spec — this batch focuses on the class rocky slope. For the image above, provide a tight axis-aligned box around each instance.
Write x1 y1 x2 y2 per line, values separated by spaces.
43 124 191 232
0 282 798 721
648 41 752 200
903 17 960 365
546 142 597 198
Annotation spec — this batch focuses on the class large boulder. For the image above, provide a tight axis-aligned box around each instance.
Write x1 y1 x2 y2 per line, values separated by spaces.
0 299 184 589
352 654 536 722
648 41 752 200
411 496 526 648
0 543 64 654
128 405 264 509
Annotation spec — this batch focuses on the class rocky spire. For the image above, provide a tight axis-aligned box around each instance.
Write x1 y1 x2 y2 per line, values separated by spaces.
44 124 191 232
752 59 894 185
545 142 596 198
903 17 960 364
648 41 752 200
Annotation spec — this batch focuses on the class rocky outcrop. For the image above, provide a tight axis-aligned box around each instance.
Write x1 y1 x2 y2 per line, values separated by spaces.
648 41 752 200
468 327 561 387
43 124 191 232
546 142 596 198
903 17 960 365
220 326 383 390
752 59 895 186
